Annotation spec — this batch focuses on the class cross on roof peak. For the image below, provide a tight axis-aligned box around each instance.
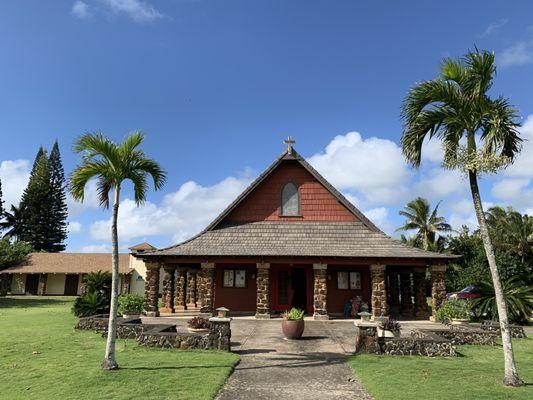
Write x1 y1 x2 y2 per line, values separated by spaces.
284 136 295 154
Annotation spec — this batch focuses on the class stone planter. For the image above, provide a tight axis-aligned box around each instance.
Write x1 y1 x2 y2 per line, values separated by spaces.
451 318 469 325
377 328 399 339
187 327 211 334
281 320 305 340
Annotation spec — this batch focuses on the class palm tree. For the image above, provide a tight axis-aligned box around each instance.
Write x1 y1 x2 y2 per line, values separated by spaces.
396 197 451 251
486 206 533 264
400 49 524 386
70 131 166 370
0 205 25 239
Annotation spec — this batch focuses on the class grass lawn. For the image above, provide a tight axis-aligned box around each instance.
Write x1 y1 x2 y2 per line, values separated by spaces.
349 338 533 400
0 296 239 400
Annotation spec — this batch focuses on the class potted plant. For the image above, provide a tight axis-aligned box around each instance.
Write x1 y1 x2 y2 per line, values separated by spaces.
281 308 305 340
377 318 401 338
435 298 472 325
118 294 144 319
187 316 212 333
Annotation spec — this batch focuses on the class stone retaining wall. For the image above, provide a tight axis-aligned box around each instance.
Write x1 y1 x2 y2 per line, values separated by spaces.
381 338 456 357
75 315 231 351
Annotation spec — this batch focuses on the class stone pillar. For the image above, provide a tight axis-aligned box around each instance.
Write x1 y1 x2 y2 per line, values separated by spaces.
174 269 187 311
370 264 388 319
121 274 131 294
186 270 198 308
160 267 175 313
144 263 160 317
430 265 447 321
198 263 215 314
37 273 48 296
388 272 400 315
255 263 270 319
400 272 413 317
413 269 430 319
313 263 328 320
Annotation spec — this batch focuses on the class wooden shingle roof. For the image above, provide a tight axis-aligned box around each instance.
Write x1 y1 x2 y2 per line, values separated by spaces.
141 147 457 261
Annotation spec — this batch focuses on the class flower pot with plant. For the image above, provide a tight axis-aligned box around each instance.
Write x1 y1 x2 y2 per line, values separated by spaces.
118 294 145 319
435 298 472 324
187 316 212 333
281 308 305 340
377 318 401 339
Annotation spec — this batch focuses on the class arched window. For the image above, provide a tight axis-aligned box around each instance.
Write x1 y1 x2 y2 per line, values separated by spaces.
281 182 299 216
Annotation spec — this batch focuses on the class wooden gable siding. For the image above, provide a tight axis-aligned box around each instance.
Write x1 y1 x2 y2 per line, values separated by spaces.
225 160 357 222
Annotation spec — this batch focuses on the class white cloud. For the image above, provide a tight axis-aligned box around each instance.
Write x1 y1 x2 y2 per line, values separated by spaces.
499 41 533 67
0 159 30 208
421 137 444 164
72 1 91 19
363 207 395 236
89 175 252 243
79 243 111 253
504 114 533 178
68 221 82 234
491 178 533 210
414 168 465 200
308 131 411 204
101 0 163 22
66 179 101 216
479 18 508 37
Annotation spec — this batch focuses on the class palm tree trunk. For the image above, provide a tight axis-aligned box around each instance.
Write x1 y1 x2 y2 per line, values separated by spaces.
102 186 120 370
469 170 523 386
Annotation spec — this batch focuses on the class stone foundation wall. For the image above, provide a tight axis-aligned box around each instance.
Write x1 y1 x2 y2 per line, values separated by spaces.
381 338 456 357
480 321 527 339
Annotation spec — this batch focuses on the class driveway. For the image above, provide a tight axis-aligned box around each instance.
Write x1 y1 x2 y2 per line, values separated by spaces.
216 320 372 400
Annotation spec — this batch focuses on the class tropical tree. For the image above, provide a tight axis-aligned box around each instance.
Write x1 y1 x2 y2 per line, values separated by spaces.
472 276 533 324
400 49 524 386
48 141 68 252
0 205 24 239
70 131 166 370
486 206 533 265
396 197 451 251
0 177 4 217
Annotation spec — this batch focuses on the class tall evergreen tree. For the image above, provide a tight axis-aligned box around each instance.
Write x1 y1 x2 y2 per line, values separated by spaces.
0 177 4 217
48 141 68 251
18 151 54 251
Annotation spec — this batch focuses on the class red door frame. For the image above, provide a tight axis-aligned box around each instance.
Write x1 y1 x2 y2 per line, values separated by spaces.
271 264 313 313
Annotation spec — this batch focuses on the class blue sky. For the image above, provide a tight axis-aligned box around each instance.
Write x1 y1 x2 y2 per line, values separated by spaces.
0 0 532 252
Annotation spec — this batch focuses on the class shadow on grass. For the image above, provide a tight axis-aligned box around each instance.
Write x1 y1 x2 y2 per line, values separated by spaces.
122 364 236 371
0 296 75 309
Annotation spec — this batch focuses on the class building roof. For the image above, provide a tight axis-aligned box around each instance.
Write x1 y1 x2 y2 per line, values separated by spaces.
128 242 156 252
141 147 457 262
0 253 132 274
149 221 454 259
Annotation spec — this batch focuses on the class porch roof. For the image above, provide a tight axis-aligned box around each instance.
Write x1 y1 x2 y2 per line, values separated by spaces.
141 221 456 260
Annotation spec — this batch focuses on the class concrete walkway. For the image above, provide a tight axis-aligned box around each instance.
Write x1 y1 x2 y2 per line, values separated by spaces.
215 320 372 400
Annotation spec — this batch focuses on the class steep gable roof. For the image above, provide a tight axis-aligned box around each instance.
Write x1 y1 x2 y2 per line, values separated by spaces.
205 148 381 232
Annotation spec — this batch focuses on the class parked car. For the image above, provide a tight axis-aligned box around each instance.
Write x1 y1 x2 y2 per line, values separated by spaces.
446 284 480 300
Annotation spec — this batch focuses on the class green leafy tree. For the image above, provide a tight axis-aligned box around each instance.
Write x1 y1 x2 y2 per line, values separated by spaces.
18 151 55 251
0 238 32 296
401 49 523 386
396 197 451 251
48 141 68 252
70 131 166 370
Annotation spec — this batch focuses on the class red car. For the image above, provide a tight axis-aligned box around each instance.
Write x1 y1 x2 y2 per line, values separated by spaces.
446 285 480 299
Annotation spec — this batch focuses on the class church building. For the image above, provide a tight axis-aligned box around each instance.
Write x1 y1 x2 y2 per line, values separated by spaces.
136 141 456 320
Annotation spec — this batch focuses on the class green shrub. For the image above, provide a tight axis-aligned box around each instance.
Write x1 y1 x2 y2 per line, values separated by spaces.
471 276 533 324
72 271 112 317
282 308 305 320
435 298 471 322
72 291 108 317
118 294 145 315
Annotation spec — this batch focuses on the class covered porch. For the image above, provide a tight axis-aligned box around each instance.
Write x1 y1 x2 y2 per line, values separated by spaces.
141 258 448 321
